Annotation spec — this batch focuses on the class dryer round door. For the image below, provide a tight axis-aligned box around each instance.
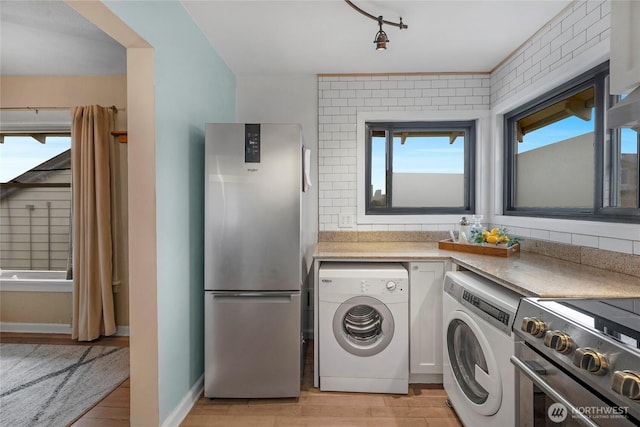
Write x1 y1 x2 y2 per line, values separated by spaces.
332 296 395 357
445 309 502 415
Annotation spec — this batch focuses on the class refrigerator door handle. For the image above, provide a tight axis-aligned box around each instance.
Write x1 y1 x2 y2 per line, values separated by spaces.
210 291 297 303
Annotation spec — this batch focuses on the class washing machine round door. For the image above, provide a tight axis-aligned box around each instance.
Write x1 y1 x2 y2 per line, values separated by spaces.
446 310 502 415
332 296 394 357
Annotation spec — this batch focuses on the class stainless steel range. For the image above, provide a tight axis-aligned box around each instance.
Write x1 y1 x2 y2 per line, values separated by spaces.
512 297 640 426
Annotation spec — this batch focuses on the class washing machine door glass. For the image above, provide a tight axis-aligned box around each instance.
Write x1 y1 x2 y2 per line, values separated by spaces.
333 296 394 357
446 311 502 415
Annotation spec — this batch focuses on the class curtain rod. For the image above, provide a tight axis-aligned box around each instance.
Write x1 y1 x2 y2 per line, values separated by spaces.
0 105 124 113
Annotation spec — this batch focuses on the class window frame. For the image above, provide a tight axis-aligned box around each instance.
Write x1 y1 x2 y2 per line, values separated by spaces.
364 120 476 215
0 132 73 272
503 61 640 223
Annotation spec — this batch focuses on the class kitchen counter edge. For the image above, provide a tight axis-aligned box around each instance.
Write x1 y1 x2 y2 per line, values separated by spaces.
313 241 640 299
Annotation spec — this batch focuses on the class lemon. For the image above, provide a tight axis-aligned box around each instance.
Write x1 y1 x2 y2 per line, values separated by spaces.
490 228 500 235
486 235 499 244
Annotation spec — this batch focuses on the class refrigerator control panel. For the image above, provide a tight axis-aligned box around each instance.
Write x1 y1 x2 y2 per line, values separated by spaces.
245 123 261 163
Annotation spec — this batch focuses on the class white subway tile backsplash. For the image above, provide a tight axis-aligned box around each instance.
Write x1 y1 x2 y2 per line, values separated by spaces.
586 11 610 40
562 1 586 32
635 241 640 255
574 7 601 35
317 2 626 254
571 234 599 248
319 72 490 232
549 231 572 244
388 225 406 232
491 1 608 106
512 227 532 238
530 229 551 241
364 80 382 89
562 31 587 58
586 0 601 14
599 237 634 254
381 80 399 89
414 80 432 89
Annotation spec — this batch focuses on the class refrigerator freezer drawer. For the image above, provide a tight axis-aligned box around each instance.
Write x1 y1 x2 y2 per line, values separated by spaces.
204 291 301 398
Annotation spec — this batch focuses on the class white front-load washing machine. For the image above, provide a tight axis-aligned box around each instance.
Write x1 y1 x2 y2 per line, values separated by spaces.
443 271 521 426
319 262 409 394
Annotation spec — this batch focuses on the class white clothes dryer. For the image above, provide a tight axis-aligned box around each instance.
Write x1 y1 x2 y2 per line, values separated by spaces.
319 262 409 394
443 271 522 426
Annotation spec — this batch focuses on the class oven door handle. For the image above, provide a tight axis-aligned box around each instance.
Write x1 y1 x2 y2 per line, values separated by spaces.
510 356 600 427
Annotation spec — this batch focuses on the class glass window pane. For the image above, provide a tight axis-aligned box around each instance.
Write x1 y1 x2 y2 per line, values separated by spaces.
619 128 638 208
0 135 71 270
391 132 465 207
514 86 595 208
0 135 70 182
370 132 387 207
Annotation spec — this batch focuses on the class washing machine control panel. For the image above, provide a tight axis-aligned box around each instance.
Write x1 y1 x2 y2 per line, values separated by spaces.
386 281 397 291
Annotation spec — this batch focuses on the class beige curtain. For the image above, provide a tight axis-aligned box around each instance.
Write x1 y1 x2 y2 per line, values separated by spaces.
71 105 117 341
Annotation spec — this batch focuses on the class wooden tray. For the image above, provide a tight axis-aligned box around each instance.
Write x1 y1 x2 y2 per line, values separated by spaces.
438 239 520 257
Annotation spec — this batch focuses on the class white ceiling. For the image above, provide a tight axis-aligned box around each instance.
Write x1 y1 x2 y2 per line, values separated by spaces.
0 0 572 77
182 0 573 75
0 0 126 76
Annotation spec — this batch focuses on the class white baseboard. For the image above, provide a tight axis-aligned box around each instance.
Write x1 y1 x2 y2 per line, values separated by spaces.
0 322 130 337
115 325 130 336
161 374 204 427
0 322 72 334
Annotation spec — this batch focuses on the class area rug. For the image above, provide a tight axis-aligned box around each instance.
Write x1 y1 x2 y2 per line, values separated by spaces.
0 343 129 427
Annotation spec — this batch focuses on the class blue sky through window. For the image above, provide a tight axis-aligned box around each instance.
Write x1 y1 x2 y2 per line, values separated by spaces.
371 118 637 195
0 136 71 182
519 113 637 154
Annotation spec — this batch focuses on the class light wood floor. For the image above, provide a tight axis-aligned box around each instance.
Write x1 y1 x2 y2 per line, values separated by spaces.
1 334 462 427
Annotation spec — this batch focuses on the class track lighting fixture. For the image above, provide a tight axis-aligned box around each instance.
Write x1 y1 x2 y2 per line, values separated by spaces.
344 0 407 51
374 16 389 50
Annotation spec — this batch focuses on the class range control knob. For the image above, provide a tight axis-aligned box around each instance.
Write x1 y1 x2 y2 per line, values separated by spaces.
543 330 573 354
612 371 640 400
573 348 608 375
386 281 397 291
521 317 547 338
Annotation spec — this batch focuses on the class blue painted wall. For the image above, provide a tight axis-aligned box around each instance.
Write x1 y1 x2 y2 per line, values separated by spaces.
104 0 236 422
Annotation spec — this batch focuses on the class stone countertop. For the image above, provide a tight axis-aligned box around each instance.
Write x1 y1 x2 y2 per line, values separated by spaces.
314 241 640 299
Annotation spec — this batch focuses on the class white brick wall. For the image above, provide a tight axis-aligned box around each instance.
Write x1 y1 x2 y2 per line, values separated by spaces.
318 74 491 231
489 0 640 255
318 1 640 256
491 0 611 106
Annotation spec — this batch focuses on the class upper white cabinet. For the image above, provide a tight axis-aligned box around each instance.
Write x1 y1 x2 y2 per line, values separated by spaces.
408 261 446 382
610 0 640 95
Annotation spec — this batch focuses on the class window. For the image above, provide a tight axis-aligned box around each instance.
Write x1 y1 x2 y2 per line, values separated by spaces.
605 117 639 213
0 134 72 270
365 121 475 214
503 62 640 222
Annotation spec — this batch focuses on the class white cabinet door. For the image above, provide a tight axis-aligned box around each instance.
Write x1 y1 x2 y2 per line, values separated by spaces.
409 261 445 377
610 0 640 94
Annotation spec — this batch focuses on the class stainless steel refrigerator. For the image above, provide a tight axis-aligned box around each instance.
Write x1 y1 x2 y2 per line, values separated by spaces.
204 123 302 398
